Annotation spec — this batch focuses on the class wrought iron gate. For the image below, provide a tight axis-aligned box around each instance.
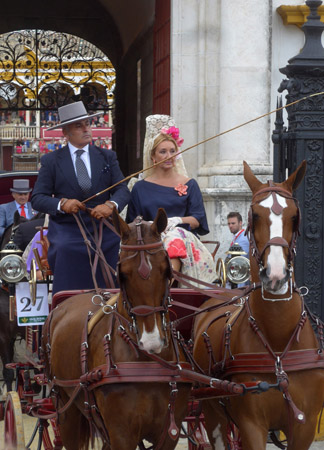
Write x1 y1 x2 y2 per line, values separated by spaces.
0 29 115 112
272 0 324 319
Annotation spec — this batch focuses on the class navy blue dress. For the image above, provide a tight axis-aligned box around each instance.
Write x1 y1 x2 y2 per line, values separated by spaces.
126 179 209 235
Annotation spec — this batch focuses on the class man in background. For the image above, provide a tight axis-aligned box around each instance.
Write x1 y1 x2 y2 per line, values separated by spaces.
0 179 37 238
227 212 249 256
226 211 250 288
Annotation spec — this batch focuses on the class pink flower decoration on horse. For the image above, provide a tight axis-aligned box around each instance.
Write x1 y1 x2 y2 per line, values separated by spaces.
174 184 188 196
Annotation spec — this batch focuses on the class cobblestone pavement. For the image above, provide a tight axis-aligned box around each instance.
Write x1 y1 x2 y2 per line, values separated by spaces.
1 341 323 449
0 416 323 450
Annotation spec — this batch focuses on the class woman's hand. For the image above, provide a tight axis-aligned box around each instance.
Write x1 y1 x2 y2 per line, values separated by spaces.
165 217 182 232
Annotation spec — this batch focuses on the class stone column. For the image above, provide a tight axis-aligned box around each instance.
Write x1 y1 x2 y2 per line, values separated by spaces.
171 0 273 258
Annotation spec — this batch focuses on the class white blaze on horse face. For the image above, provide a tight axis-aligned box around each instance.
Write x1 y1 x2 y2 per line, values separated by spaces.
260 195 287 289
212 425 226 450
139 316 164 354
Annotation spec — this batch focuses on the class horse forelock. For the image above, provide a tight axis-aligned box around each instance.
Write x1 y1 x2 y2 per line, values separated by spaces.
251 187 299 296
118 218 170 354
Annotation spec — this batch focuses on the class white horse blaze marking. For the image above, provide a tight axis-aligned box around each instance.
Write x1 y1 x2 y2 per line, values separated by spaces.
140 316 164 354
260 195 287 288
212 424 225 449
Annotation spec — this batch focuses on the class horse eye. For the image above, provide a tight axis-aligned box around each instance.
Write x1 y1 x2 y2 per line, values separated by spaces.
252 213 259 221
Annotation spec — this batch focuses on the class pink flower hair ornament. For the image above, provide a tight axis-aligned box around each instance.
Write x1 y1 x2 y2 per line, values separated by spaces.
160 126 184 148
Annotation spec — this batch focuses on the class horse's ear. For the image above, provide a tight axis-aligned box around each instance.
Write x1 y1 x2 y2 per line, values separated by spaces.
13 210 24 225
283 160 306 192
151 208 168 235
111 207 130 239
243 161 263 194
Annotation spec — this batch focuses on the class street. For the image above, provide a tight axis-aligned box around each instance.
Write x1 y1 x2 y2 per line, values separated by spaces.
0 341 323 449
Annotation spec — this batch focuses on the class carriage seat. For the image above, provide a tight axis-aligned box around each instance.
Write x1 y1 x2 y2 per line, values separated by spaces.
201 240 220 260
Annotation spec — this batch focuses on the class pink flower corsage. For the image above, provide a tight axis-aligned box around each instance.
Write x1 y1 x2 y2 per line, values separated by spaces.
174 184 188 196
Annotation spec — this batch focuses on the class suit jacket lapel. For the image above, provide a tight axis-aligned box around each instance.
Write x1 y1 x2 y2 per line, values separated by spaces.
27 202 33 219
8 201 17 223
89 145 105 194
57 146 82 196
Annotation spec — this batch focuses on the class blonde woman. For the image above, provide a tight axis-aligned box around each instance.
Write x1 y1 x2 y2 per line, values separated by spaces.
126 115 216 286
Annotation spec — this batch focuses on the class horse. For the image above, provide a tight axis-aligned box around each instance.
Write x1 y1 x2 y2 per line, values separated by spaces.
41 208 192 450
0 211 44 392
193 160 324 449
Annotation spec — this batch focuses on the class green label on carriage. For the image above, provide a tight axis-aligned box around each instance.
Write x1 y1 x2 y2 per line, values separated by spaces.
15 282 49 326
18 315 48 324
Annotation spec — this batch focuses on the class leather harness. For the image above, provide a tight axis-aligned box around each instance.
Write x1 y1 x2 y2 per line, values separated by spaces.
200 183 324 445
35 217 264 449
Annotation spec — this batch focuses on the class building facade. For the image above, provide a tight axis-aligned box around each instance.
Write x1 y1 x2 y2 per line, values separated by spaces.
0 0 318 259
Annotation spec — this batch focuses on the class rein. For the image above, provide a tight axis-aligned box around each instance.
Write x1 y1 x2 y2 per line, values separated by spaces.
72 211 119 291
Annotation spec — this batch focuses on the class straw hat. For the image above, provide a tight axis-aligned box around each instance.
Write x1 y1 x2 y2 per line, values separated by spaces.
48 101 102 130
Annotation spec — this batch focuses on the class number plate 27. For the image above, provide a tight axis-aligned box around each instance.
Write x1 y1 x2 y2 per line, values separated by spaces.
16 282 49 326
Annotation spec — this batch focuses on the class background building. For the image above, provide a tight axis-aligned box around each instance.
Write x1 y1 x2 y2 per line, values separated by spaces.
0 0 319 256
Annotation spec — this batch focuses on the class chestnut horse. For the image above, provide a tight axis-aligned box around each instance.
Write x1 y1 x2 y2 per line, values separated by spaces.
193 161 324 449
42 208 192 450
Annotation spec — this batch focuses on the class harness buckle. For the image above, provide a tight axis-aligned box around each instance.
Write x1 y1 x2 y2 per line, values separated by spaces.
91 294 104 306
103 304 115 315
169 381 178 395
275 356 284 375
299 286 309 297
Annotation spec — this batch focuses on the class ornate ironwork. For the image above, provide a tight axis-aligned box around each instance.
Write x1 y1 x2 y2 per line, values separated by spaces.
0 29 115 111
272 0 324 319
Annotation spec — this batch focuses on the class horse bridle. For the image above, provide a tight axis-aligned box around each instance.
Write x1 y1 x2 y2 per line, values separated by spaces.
246 182 301 271
117 217 172 336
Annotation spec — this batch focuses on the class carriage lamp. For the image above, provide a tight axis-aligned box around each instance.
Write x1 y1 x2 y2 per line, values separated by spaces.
0 254 27 283
224 243 250 285
226 255 250 285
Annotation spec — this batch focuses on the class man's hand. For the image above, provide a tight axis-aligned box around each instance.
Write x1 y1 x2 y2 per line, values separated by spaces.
60 199 86 214
90 202 114 220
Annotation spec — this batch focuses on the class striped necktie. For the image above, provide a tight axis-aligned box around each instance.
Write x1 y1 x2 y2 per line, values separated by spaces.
75 149 92 195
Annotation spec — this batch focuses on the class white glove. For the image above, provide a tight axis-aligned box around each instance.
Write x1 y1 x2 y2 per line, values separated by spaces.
165 217 182 233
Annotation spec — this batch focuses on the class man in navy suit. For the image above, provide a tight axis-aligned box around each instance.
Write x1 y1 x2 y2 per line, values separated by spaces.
31 101 130 293
0 179 37 238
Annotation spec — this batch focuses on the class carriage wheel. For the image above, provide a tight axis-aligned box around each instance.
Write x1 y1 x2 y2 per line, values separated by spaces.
4 391 26 449
216 258 226 287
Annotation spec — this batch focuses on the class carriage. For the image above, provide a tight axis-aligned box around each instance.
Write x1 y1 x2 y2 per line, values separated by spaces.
0 164 323 450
